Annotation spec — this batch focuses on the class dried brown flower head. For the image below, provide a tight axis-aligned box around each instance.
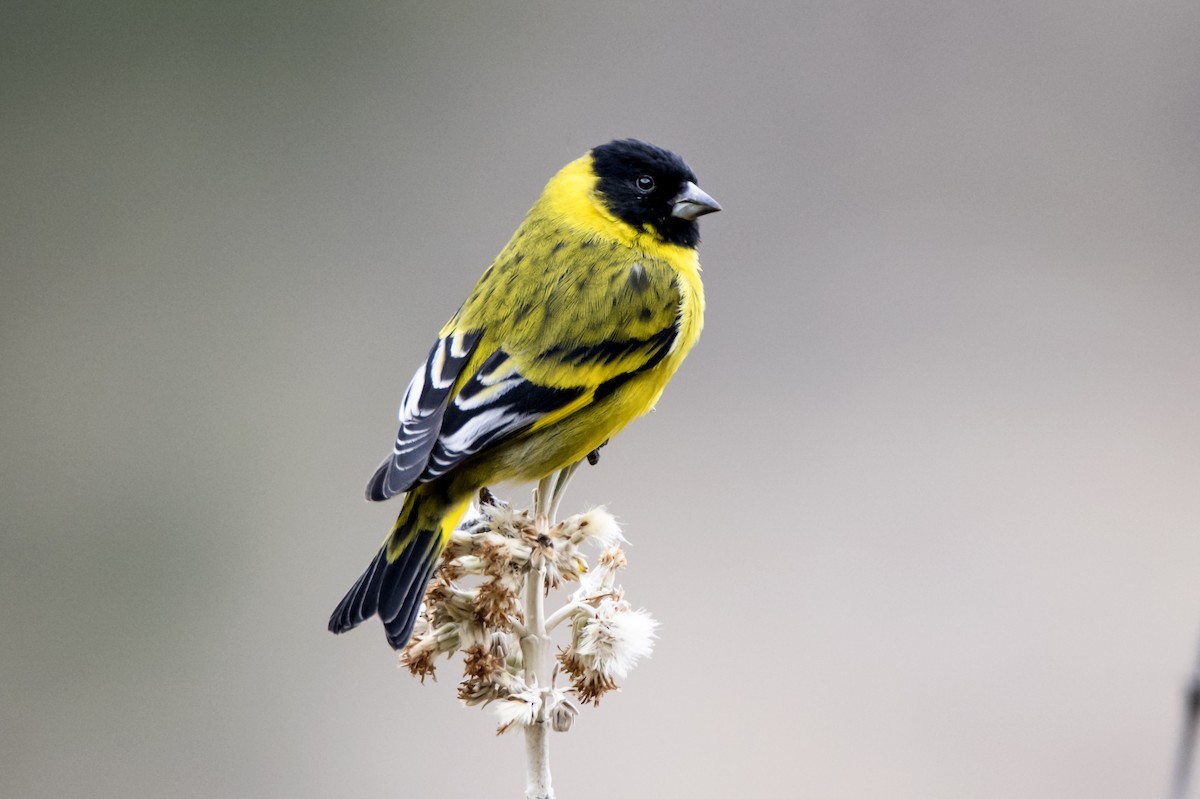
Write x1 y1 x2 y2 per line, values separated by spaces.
399 496 656 732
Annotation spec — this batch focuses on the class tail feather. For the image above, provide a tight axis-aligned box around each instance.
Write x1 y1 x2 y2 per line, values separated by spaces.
351 547 388 625
384 553 441 648
376 532 439 629
328 488 470 650
327 544 386 635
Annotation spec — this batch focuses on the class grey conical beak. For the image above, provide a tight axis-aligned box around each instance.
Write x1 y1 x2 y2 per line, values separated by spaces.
670 182 722 221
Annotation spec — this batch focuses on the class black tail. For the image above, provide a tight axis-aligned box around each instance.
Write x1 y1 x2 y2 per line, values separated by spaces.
328 529 443 650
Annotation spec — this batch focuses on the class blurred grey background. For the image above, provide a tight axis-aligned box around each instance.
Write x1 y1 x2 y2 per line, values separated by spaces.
3 1 1199 797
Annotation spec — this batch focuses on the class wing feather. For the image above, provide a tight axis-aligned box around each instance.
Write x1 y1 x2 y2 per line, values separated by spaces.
369 253 687 495
365 330 482 501
419 349 586 481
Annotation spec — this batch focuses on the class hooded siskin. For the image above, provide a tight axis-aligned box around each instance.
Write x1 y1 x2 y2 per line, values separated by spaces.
329 139 720 649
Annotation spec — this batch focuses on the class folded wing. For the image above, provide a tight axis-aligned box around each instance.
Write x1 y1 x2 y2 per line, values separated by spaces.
365 330 482 501
368 258 685 499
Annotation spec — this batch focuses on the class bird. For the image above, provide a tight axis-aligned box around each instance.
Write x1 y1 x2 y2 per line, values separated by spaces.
328 139 721 649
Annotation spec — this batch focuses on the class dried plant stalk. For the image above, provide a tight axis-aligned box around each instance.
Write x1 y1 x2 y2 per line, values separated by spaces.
1169 635 1200 799
398 465 656 798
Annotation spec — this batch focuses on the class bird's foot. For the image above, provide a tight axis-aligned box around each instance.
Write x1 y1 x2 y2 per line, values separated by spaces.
586 440 609 466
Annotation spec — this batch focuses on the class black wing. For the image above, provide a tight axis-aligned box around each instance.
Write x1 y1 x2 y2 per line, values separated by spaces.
365 329 482 501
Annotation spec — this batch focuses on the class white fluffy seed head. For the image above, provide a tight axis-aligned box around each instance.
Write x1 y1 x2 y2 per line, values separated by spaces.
561 507 625 548
574 600 658 680
493 690 541 734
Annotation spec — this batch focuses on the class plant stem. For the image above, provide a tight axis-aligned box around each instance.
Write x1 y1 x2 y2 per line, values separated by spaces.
1169 634 1200 799
546 601 591 633
520 465 584 798
546 461 579 522
522 553 552 799
521 473 559 799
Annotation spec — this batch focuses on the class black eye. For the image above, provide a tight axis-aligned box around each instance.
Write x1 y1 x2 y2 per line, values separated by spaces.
635 175 655 193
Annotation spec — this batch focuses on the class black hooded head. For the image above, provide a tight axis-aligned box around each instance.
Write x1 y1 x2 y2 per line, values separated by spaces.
591 139 716 249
